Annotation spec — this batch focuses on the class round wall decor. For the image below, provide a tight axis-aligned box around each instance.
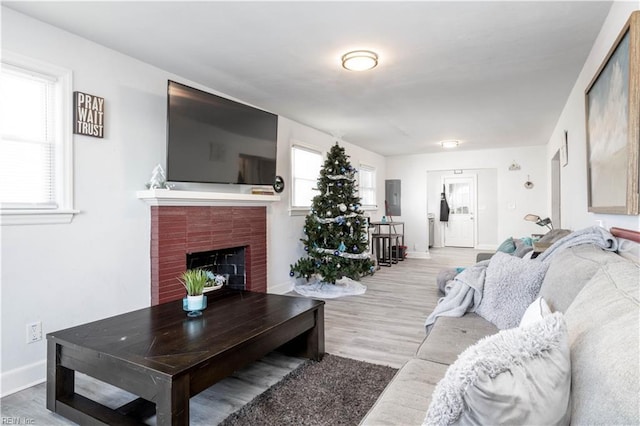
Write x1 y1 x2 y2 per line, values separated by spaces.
273 175 285 193
524 175 534 189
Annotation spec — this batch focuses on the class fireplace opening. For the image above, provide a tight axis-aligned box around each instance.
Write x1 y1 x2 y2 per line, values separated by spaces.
187 246 246 290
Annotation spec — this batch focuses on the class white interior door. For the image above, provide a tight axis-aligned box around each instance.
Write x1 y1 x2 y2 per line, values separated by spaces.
443 175 476 248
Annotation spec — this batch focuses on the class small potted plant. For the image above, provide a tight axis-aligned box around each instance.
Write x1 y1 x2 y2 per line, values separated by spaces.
179 269 208 312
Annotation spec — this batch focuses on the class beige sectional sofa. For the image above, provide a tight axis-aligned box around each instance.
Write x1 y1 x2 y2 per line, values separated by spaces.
361 242 639 425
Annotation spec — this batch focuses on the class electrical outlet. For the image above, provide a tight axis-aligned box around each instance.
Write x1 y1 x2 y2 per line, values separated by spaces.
27 322 42 343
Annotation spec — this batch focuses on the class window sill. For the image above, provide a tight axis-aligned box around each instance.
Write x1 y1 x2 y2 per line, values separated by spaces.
289 207 311 217
1 209 80 225
289 206 378 216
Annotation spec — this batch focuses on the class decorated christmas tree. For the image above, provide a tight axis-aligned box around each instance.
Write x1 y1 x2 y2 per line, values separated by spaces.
290 143 375 284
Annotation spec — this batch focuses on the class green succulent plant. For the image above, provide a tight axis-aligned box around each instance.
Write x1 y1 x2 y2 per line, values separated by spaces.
178 269 208 296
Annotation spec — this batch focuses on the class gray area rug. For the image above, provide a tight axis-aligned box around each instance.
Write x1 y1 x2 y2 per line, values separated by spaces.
218 354 397 426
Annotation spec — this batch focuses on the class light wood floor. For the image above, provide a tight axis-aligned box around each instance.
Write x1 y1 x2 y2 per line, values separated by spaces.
0 247 479 425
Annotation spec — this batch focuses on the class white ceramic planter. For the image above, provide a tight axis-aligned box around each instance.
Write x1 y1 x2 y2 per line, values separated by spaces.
186 294 204 311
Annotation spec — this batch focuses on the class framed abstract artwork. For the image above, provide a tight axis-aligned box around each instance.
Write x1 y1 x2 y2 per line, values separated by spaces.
585 11 639 215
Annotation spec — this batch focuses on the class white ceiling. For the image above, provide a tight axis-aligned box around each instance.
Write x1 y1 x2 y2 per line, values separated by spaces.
4 1 612 156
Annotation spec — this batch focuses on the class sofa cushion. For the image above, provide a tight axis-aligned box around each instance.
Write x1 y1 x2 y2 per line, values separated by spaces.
424 313 570 426
539 244 625 312
564 260 639 425
360 358 449 426
475 252 549 329
416 313 497 365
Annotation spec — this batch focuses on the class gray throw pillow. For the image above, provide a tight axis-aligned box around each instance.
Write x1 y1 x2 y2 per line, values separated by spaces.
423 312 571 426
475 252 548 329
513 238 533 258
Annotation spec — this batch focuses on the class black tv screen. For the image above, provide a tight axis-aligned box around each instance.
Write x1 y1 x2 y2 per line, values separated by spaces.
166 80 278 185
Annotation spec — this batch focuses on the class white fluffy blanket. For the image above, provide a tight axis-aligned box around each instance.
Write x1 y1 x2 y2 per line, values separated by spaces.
424 260 489 332
537 226 618 263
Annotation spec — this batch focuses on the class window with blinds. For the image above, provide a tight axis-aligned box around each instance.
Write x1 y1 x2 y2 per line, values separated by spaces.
1 67 57 208
359 164 376 207
1 53 74 225
291 145 322 208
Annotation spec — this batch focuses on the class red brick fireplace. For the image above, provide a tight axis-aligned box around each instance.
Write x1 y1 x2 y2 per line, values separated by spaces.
150 206 267 305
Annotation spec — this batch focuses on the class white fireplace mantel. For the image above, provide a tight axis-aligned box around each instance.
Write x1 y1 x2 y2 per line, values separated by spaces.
136 189 281 207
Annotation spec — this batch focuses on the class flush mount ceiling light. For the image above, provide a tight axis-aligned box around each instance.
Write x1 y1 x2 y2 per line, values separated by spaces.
440 140 460 149
341 50 378 71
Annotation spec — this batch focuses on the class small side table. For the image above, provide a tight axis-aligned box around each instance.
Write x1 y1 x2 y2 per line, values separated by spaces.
370 221 405 267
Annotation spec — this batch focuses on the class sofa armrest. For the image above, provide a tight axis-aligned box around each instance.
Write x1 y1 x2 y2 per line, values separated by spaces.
476 252 494 262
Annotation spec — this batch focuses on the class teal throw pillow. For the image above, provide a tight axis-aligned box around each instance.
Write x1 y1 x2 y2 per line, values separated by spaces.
496 237 516 254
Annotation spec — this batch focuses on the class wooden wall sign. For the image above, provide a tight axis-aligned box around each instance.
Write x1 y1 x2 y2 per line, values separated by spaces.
73 91 104 138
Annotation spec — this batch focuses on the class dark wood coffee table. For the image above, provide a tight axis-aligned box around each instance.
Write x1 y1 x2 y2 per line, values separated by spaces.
46 290 324 425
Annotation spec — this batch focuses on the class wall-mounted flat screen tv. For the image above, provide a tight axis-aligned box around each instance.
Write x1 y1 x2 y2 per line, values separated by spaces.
166 80 278 185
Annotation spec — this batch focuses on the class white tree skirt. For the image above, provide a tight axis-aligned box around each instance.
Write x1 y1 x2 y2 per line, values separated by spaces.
293 276 367 299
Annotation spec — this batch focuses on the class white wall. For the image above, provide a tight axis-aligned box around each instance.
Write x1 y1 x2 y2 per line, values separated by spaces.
0 7 385 396
547 2 640 231
387 146 548 256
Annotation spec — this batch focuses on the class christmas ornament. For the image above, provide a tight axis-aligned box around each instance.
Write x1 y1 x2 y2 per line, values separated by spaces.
338 203 347 212
338 242 346 252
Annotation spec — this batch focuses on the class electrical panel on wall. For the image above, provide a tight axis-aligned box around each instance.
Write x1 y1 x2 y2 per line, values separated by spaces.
385 179 401 216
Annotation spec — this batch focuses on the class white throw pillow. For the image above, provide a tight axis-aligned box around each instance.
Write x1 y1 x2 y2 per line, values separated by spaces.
424 312 571 426
520 296 552 327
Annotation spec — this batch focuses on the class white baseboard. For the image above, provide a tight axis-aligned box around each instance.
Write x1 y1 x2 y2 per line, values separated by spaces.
406 251 431 259
1 359 46 398
475 244 497 251
269 279 294 295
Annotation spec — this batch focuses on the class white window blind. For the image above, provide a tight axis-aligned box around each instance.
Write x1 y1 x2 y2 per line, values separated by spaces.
1 53 75 225
1 66 57 208
291 145 322 208
359 164 376 207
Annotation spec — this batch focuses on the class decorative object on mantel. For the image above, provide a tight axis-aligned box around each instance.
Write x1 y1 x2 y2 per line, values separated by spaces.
251 187 275 196
585 11 639 215
508 161 521 171
524 175 534 189
273 175 285 193
73 91 104 138
145 164 174 190
179 269 207 317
